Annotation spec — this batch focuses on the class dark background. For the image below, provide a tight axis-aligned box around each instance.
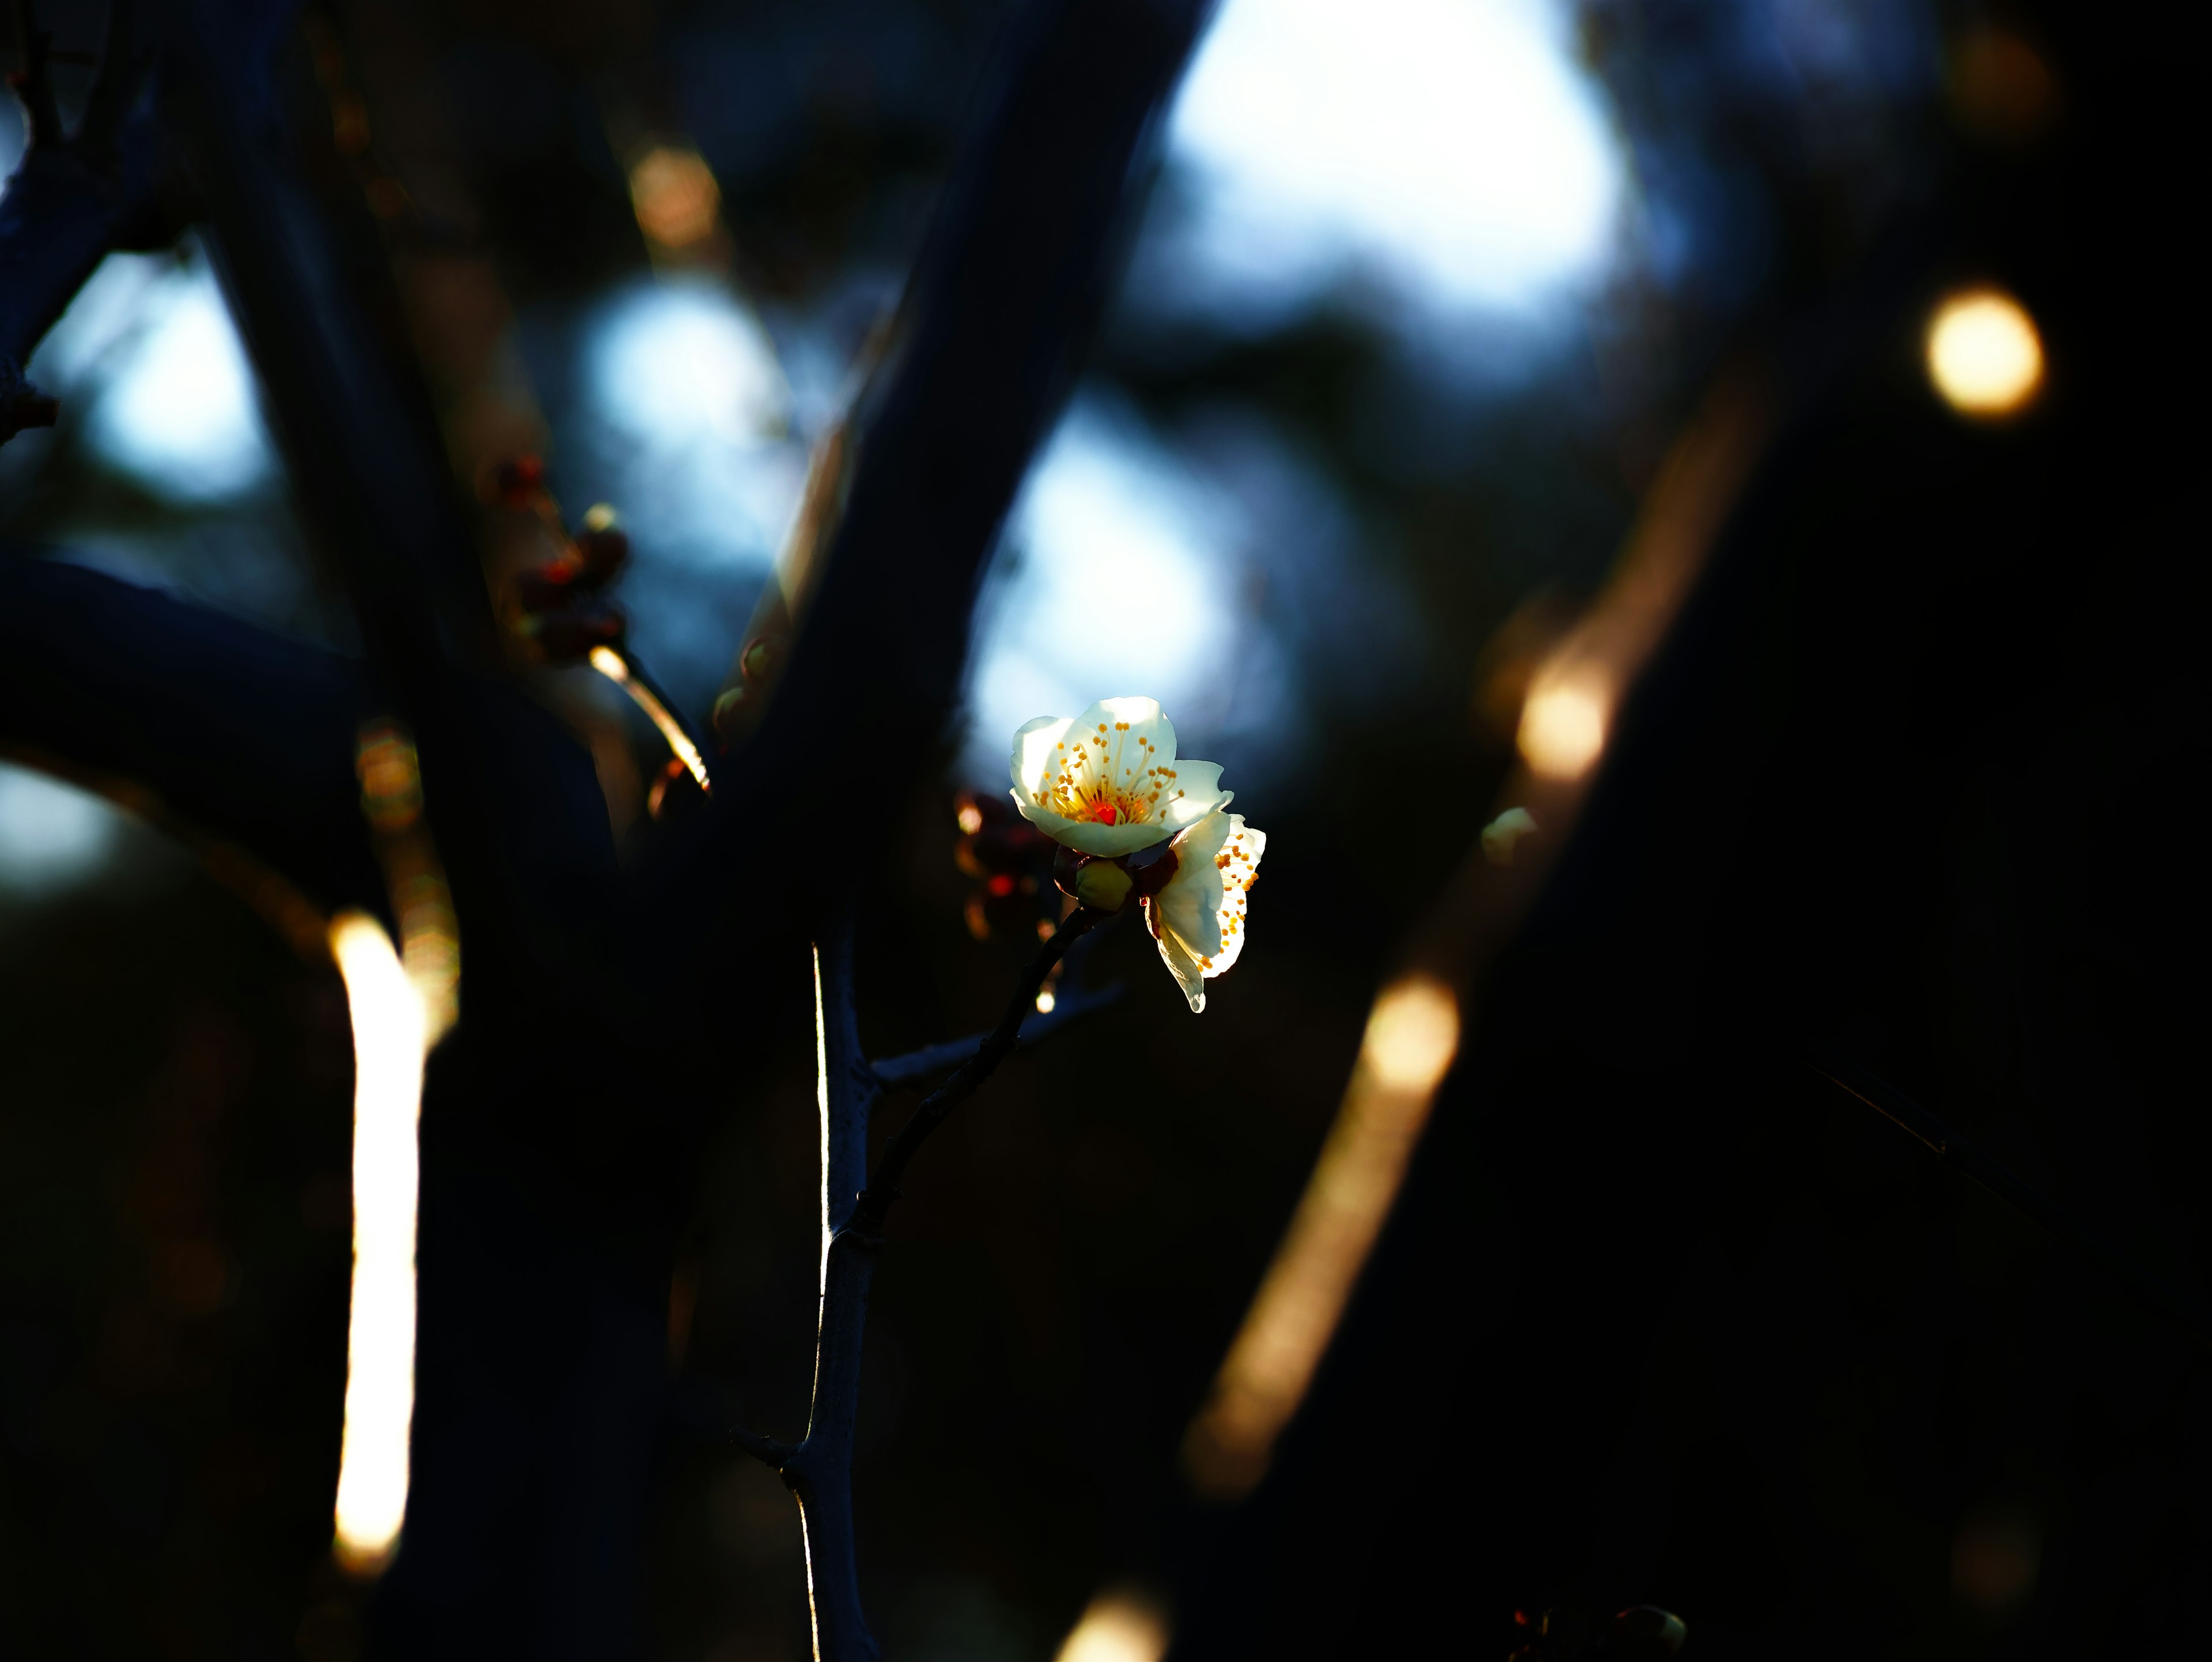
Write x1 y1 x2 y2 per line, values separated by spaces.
4 1 2203 1658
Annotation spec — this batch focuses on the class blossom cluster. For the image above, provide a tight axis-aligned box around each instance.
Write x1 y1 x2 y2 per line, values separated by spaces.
1009 697 1265 1013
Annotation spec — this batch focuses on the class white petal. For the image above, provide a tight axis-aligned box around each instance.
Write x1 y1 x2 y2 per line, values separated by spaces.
1147 812 1266 1009
1148 905 1209 1012
1089 696 1177 766
1009 697 1191 854
1009 793 1179 857
1201 816 1265 981
1152 758 1232 832
1010 714 1078 805
1153 809 1234 961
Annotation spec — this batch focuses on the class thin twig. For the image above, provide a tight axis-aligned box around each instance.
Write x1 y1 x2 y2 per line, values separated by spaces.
852 907 1100 1239
751 904 1103 1661
1809 1050 2212 1349
726 1426 796 1471
871 929 1122 1089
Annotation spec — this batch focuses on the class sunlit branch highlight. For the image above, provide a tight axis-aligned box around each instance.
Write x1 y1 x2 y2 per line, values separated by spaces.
329 910 429 1576
1182 976 1460 1498
813 941 832 1292
589 645 712 793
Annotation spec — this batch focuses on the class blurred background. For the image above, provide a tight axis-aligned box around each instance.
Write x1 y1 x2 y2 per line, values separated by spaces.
5 0 2203 1657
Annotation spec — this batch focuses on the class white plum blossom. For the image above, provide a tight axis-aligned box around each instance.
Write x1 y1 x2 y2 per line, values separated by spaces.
1006 696 1264 1012
1009 696 1232 857
1146 810 1265 1013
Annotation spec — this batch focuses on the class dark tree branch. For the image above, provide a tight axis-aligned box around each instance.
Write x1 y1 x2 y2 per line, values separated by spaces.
0 552 384 908
1810 1050 2212 1347
726 1425 796 1471
637 0 1207 970
161 1 627 1000
775 916 886 1662
732 908 1101 1660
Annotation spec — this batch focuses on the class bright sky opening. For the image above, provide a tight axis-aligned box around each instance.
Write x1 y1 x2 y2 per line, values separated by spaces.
1166 0 1625 321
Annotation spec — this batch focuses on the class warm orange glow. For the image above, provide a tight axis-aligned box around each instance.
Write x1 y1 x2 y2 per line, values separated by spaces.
353 724 459 1043
1926 287 2044 417
1182 976 1461 1498
1359 976 1461 1091
590 645 711 794
1517 671 1609 779
628 146 722 251
956 802 985 835
1053 1591 1171 1662
329 911 429 1577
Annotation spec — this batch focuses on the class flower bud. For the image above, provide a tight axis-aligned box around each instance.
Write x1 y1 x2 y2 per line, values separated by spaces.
739 635 777 683
1074 860 1133 913
1052 845 1134 913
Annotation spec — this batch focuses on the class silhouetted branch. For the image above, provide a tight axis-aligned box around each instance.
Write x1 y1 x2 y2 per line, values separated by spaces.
641 0 1207 963
732 908 1101 1661
1810 1050 2212 1348
0 552 383 907
726 1425 796 1471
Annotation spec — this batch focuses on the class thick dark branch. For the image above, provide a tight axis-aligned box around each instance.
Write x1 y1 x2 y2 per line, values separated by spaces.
0 552 382 908
853 907 1099 1236
163 3 606 990
1810 1050 2212 1347
639 0 1206 964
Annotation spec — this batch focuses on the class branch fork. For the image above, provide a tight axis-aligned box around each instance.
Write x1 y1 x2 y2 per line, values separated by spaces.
728 907 1105 1662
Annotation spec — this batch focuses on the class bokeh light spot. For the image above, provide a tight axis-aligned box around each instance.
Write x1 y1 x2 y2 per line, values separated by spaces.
1518 673 1609 779
1052 1590 1170 1662
84 267 276 503
589 283 787 447
0 763 124 895
1166 0 1623 320
1926 287 2044 417
629 146 723 251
